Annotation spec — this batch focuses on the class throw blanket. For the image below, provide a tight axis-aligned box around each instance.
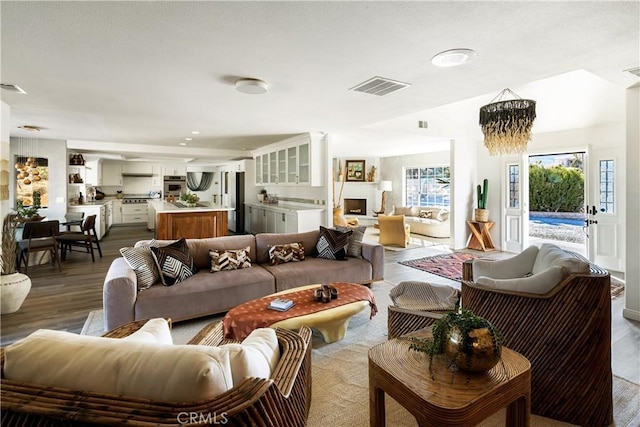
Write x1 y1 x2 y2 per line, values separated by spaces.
223 282 377 340
389 281 459 311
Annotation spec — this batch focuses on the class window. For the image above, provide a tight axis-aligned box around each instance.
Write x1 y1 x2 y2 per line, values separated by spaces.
599 159 614 213
405 166 450 208
508 164 519 209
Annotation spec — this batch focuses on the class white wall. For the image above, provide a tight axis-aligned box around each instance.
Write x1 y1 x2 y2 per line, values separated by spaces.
624 84 640 321
1 102 10 220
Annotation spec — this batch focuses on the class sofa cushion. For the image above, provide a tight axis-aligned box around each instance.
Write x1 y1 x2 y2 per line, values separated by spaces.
120 240 161 290
315 226 352 260
221 328 280 385
476 265 568 294
121 317 173 345
418 210 433 219
210 246 252 272
268 242 305 265
151 238 198 286
4 329 233 402
336 225 366 258
436 209 449 222
532 243 590 275
393 206 419 217
255 230 319 265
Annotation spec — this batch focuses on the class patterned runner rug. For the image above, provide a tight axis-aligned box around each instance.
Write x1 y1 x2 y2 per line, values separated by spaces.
399 252 486 281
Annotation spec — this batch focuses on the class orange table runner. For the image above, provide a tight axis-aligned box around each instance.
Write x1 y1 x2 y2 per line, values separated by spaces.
223 282 378 340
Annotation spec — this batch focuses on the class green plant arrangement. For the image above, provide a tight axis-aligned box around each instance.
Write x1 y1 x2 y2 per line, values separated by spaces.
409 308 503 377
1 214 18 276
16 193 42 220
180 193 199 204
476 178 488 209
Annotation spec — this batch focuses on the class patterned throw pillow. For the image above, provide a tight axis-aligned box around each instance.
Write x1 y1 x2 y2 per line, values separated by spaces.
419 210 433 219
210 247 252 272
120 240 161 290
268 242 305 265
150 238 198 286
315 226 352 260
336 225 366 258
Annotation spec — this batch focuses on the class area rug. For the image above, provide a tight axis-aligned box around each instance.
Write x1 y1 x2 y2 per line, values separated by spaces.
399 252 485 281
81 281 638 426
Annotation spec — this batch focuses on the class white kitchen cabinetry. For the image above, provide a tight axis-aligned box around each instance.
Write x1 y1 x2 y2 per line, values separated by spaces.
245 203 323 234
105 201 113 230
84 160 102 186
121 204 148 224
102 162 123 186
162 163 187 176
67 204 106 240
253 133 323 186
112 200 123 224
123 162 153 175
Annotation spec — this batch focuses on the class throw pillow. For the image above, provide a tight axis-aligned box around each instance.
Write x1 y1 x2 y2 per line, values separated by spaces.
210 247 252 272
336 225 366 258
150 238 198 286
220 328 280 386
268 242 305 265
418 210 433 219
315 226 352 260
120 240 161 290
122 318 173 345
393 206 414 216
436 209 450 222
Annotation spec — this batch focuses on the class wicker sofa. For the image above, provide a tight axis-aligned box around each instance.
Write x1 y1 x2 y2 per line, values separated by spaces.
1 319 313 427
104 229 384 331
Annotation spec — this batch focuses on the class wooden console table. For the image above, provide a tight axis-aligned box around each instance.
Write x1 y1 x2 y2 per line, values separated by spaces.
369 327 531 427
466 220 496 251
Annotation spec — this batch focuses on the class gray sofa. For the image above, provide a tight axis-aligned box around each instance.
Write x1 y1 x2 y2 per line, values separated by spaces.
103 230 384 331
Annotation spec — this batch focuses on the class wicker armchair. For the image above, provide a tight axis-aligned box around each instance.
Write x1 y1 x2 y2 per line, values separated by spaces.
461 256 613 427
1 320 312 427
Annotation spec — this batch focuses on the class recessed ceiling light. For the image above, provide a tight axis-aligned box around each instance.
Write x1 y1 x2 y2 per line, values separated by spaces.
180 142 187 146
191 131 199 135
184 137 192 141
235 78 268 94
431 48 477 67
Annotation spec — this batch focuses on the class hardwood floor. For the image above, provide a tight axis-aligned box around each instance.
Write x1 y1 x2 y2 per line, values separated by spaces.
1 226 638 383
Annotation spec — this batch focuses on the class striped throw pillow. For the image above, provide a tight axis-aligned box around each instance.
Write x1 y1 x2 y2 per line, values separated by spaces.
120 240 161 290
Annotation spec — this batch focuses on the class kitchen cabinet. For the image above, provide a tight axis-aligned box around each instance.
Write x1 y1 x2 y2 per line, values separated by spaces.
121 203 148 224
67 204 106 240
112 200 123 224
245 203 323 234
105 201 113 230
102 161 123 186
253 133 323 186
85 160 102 186
162 163 187 176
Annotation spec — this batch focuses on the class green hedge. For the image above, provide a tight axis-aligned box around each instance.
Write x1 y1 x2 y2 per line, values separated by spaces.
529 164 584 212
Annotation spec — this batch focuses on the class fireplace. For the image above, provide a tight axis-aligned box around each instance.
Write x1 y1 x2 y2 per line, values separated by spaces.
344 198 367 216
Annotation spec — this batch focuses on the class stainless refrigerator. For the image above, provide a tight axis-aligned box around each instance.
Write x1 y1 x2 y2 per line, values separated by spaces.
227 171 245 233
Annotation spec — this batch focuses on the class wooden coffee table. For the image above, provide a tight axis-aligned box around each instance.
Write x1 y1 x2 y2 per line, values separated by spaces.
368 327 531 427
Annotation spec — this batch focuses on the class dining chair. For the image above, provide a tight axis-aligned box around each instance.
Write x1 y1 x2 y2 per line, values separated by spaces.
17 220 62 274
63 211 85 231
57 215 102 262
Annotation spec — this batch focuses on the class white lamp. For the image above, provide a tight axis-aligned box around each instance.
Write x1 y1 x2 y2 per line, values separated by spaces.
374 180 393 216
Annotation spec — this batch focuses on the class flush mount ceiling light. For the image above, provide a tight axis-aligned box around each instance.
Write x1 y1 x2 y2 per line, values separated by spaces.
235 78 268 94
18 125 41 132
431 48 477 67
479 88 537 156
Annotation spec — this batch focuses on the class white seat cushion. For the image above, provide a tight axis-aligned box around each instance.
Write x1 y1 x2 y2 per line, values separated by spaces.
221 328 280 386
532 243 590 275
5 329 233 402
121 317 173 345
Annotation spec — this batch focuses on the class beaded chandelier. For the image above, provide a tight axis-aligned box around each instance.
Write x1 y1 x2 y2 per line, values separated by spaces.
479 89 536 156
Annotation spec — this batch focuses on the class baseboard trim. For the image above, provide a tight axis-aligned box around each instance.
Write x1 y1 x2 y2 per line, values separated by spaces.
622 307 640 321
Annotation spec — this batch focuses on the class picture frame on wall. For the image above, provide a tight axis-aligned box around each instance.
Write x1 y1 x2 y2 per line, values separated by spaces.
346 160 365 182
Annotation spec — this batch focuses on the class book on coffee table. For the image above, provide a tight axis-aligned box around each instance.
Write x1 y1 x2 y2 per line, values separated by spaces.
268 298 295 311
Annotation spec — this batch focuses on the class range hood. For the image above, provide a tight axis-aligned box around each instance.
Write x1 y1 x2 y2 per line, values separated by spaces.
122 172 154 177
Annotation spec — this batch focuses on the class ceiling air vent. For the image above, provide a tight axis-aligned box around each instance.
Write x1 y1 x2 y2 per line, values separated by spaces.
349 76 411 96
0 83 27 94
624 67 640 78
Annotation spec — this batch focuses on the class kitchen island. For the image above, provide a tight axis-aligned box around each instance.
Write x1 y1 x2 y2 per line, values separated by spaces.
149 201 233 240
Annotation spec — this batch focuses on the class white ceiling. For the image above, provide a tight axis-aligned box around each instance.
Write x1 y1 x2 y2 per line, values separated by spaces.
1 1 638 163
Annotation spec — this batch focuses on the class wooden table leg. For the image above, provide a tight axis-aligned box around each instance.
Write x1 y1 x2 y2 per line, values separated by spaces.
369 368 386 427
506 394 531 427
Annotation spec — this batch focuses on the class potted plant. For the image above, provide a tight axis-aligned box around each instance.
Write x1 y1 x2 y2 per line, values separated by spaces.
409 307 503 377
475 178 489 222
16 191 43 222
180 193 199 207
258 188 268 203
0 214 32 314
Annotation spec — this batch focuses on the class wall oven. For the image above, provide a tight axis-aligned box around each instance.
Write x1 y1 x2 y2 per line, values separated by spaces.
163 175 186 198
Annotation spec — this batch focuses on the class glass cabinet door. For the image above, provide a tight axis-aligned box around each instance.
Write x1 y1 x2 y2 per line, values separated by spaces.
287 146 298 183
261 154 269 184
298 143 310 184
269 152 277 183
255 157 261 184
278 149 287 184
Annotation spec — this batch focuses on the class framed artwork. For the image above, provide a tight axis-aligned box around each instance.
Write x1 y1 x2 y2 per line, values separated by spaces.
346 160 365 182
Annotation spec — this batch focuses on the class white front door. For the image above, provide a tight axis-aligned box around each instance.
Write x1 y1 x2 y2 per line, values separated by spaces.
502 156 529 253
586 147 625 271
